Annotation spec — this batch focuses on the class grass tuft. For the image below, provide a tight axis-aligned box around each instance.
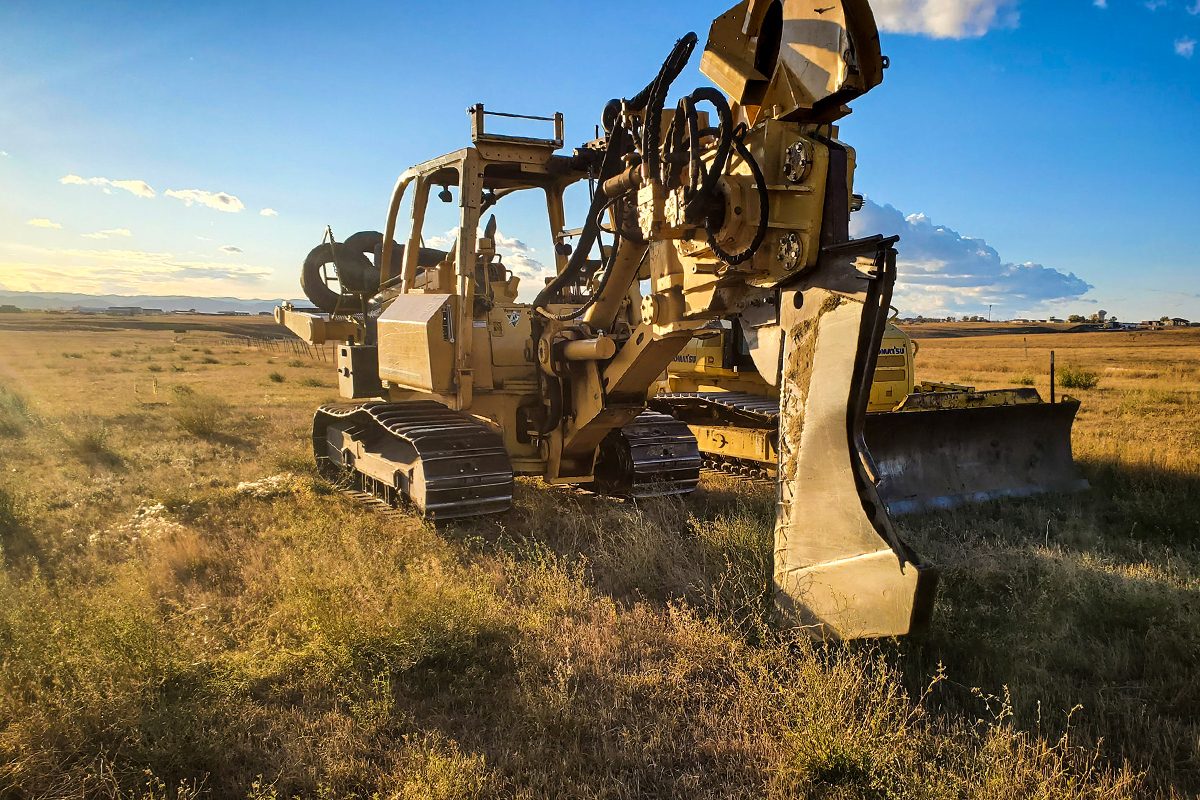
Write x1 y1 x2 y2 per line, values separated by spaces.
1059 366 1101 389
169 392 231 437
268 371 285 383
0 384 35 436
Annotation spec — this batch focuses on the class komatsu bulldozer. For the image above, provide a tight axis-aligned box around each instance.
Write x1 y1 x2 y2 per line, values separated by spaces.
276 0 939 640
653 319 1088 513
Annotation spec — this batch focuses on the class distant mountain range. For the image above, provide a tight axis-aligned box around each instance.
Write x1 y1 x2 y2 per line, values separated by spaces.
0 290 306 314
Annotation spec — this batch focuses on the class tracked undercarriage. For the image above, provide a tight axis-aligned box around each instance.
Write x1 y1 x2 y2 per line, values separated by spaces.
315 403 700 519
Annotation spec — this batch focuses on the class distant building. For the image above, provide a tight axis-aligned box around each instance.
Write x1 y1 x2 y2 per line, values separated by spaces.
1139 320 1165 329
106 306 143 315
1169 317 1190 327
142 308 164 316
0 304 21 313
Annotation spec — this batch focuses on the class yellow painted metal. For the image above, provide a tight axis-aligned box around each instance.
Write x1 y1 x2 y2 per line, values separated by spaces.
274 304 364 345
376 294 456 394
701 0 885 125
693 423 776 465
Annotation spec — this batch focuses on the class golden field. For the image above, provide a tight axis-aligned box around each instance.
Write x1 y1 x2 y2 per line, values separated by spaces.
0 313 1197 799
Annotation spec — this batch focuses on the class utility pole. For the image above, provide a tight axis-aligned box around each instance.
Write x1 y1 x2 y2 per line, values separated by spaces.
989 304 993 322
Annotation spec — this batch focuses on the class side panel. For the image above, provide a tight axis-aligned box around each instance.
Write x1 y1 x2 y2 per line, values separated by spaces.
377 293 456 394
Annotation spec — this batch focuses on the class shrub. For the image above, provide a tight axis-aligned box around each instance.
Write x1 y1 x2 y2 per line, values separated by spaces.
147 364 164 373
268 371 285 383
61 352 84 359
59 419 117 462
1058 366 1100 390
299 377 328 388
109 349 123 357
1011 374 1035 386
169 392 231 437
200 357 219 364
171 364 185 373
287 359 306 368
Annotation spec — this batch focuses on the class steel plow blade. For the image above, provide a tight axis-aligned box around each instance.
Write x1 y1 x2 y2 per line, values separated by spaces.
865 400 1089 516
770 238 937 641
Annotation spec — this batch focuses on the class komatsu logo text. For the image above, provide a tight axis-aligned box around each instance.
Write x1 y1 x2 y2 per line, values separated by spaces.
879 346 906 356
674 354 699 364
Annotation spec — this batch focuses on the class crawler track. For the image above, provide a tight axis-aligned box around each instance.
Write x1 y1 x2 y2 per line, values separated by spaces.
313 401 514 520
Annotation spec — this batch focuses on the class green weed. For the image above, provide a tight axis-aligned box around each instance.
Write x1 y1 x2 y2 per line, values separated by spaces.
1059 366 1101 389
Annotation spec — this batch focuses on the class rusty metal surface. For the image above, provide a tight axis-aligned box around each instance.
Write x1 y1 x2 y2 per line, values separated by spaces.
866 400 1089 515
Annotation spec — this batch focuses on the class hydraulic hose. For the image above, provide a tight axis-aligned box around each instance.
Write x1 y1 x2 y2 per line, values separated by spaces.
636 32 698 186
706 126 770 266
681 88 734 221
532 125 628 316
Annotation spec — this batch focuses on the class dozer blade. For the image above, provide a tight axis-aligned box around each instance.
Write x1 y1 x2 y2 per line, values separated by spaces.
770 238 937 640
865 399 1088 515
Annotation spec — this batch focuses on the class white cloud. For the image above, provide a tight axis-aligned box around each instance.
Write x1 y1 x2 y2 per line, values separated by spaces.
219 244 242 253
1144 0 1167 9
60 174 155 198
1094 0 1107 8
0 151 9 157
81 228 132 240
1189 1 1200 14
850 199 1092 317
164 188 245 213
27 218 62 228
424 227 552 291
1176 36 1197 57
871 0 1020 38
259 208 278 217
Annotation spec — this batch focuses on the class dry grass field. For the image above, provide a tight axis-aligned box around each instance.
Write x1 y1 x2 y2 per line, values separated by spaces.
0 314 1196 799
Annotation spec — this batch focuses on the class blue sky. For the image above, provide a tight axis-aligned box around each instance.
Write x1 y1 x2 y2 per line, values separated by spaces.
1 0 1197 320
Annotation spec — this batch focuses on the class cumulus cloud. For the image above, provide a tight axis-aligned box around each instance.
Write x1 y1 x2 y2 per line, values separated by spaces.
850 199 1092 317
1176 36 1197 57
259 208 278 217
219 244 242 253
871 0 1020 38
27 218 62 228
165 188 245 213
1094 0 1107 7
423 227 552 295
60 174 156 198
1 151 9 157
81 228 132 240
1190 1 1200 14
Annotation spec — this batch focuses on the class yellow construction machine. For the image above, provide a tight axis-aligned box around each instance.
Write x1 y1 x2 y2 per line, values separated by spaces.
277 0 938 640
653 319 1088 514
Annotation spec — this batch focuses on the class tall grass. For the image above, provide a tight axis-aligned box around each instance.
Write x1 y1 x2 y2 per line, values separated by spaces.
168 392 231 437
0 384 34 436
